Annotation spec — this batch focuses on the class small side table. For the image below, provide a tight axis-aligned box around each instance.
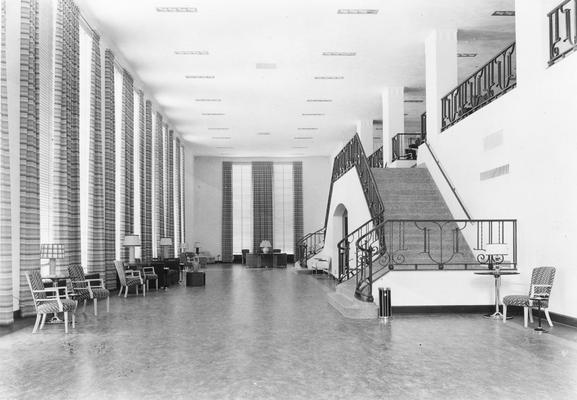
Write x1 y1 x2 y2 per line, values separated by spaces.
530 296 549 333
186 271 205 287
474 270 519 319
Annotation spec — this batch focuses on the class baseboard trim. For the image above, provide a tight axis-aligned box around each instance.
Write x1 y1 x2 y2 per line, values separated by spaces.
542 311 577 328
392 305 493 314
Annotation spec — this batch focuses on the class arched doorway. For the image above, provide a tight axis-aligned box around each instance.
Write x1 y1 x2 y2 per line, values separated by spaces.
333 204 348 277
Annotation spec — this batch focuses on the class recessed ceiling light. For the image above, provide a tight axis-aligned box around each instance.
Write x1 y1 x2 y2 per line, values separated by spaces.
215 146 234 149
492 11 515 16
185 75 215 79
306 99 332 102
322 52 356 56
458 53 477 58
211 136 231 139
201 113 225 116
337 9 378 14
156 7 197 13
404 99 424 103
292 146 308 149
220 153 232 156
208 127 229 130
297 128 318 130
302 113 325 116
257 132 271 136
195 98 221 102
175 50 209 55
256 63 277 70
294 136 313 140
314 76 344 80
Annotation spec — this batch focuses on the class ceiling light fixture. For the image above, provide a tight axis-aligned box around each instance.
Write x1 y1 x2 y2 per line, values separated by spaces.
337 9 379 14
294 136 313 140
292 146 308 149
201 113 225 116
175 50 209 55
322 52 356 56
314 76 344 80
185 75 215 79
195 98 221 102
458 53 478 58
257 132 271 136
302 113 325 116
404 99 424 103
211 136 231 139
256 63 277 69
306 99 332 102
208 127 229 130
492 11 515 16
297 128 318 130
215 146 234 149
156 7 197 13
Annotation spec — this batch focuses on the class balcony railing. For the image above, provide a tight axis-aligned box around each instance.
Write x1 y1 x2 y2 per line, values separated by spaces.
367 146 384 168
548 0 577 66
391 133 422 162
441 42 516 131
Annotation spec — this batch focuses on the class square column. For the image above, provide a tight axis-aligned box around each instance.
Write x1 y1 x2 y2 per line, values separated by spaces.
381 87 404 166
356 120 374 156
425 29 457 143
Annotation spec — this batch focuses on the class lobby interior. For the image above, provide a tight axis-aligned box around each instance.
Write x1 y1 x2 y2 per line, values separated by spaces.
1 0 577 399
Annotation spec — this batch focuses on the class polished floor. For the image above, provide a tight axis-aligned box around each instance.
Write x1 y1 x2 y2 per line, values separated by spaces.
1 264 577 400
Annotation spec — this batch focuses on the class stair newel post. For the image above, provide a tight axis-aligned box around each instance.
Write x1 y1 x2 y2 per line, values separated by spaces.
367 242 374 303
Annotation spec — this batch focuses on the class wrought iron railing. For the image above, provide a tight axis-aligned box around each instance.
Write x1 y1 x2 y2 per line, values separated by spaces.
354 219 517 302
391 133 422 162
367 146 384 168
548 0 577 66
336 213 383 282
441 42 516 131
295 227 326 268
323 134 385 231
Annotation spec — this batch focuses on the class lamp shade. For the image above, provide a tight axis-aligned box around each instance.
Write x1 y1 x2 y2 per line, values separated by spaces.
160 237 173 246
194 241 201 248
485 243 508 255
40 244 64 259
260 240 271 248
124 234 141 246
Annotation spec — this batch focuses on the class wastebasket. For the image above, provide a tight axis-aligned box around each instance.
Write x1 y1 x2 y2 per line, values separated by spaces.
378 287 391 319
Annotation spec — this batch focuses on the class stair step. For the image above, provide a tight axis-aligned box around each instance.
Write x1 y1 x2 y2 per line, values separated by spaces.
327 292 378 319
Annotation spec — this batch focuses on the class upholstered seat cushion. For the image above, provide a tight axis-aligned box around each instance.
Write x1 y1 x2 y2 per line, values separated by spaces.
126 277 142 287
91 288 110 299
37 299 76 314
503 294 549 308
144 273 158 280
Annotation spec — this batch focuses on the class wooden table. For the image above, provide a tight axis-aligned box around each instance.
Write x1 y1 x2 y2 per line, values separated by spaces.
245 253 287 268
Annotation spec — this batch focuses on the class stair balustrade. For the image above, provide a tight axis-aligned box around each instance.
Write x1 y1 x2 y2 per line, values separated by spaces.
367 146 384 168
354 219 517 302
548 0 577 66
441 42 516 131
295 227 326 268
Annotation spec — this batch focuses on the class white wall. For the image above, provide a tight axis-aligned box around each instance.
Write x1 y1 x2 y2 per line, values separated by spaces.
418 0 577 317
320 167 372 276
187 156 331 258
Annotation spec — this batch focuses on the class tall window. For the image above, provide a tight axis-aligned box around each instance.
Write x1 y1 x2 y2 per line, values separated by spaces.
79 24 92 269
133 90 141 258
232 163 253 254
151 113 158 257
273 163 294 253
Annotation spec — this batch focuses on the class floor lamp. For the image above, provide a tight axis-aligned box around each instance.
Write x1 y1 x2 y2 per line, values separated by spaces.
40 244 64 277
124 235 141 264
160 238 173 259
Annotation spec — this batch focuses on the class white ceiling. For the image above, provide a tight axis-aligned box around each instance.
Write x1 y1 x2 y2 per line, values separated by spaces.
76 0 515 157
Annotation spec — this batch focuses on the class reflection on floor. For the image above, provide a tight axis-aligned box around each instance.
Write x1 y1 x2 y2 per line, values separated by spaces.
1 264 576 400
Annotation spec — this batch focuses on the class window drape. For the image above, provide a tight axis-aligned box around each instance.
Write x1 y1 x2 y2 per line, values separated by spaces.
252 162 273 253
221 162 233 262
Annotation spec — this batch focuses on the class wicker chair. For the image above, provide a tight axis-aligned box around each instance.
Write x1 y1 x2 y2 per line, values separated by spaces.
25 271 77 334
503 267 556 327
68 264 110 316
114 261 146 297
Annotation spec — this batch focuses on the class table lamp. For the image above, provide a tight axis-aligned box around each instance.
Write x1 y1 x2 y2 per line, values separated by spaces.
124 234 141 264
477 243 507 270
260 240 272 254
194 241 201 255
160 237 173 259
40 244 64 276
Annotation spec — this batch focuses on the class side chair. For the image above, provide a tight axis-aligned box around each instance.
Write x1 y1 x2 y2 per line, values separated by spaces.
68 264 110 316
114 260 146 297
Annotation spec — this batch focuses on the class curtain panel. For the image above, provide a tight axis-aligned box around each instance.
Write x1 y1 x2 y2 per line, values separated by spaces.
0 0 12 324
121 69 134 263
166 129 174 257
174 137 181 255
142 100 152 261
293 162 303 254
252 162 273 253
221 162 232 262
154 113 164 255
103 49 116 289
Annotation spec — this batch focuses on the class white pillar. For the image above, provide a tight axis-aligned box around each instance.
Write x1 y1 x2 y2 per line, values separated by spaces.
381 87 404 166
425 29 457 145
356 120 373 156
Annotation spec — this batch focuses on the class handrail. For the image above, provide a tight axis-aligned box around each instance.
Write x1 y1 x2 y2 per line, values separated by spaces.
336 212 383 282
354 218 517 302
441 42 516 131
296 227 326 268
367 146 384 168
548 0 577 66
391 133 422 162
422 142 471 220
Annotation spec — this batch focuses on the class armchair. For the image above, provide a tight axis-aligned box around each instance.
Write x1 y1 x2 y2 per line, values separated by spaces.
68 264 110 316
114 261 146 297
25 271 76 334
503 266 556 327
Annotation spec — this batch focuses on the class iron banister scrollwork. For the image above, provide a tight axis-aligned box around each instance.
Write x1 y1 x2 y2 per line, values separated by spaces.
548 0 577 66
296 227 326 268
391 133 423 162
367 146 384 168
353 219 517 303
441 42 516 131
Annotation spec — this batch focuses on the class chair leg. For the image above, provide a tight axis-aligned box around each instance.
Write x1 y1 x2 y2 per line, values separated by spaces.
72 313 76 329
143 284 146 297
83 299 87 313
40 314 47 330
502 304 507 323
156 279 158 291
118 287 123 296
523 307 528 328
147 280 149 291
32 314 41 333
124 286 129 298
64 312 69 334
94 298 98 316
106 296 110 313
544 309 553 327
529 307 534 323
136 285 138 296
